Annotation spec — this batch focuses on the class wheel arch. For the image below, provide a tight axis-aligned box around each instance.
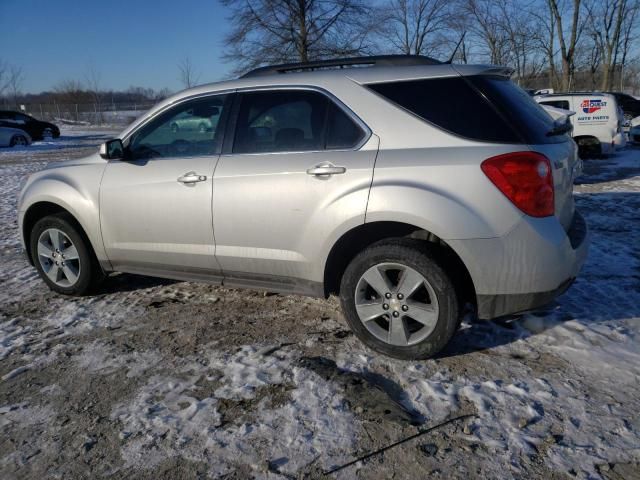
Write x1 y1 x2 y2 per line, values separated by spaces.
11 133 28 145
323 220 477 311
22 201 99 269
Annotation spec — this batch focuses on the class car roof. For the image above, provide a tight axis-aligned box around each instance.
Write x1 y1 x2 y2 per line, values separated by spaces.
120 61 511 139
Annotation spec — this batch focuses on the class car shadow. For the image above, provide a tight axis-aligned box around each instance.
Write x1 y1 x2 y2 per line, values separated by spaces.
98 272 177 294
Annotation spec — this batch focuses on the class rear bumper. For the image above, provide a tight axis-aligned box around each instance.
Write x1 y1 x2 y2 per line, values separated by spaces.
477 277 575 319
613 132 626 149
449 209 589 319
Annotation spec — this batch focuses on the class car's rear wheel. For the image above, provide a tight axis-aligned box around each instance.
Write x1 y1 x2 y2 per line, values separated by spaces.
339 239 459 360
576 137 602 159
10 135 28 147
30 214 103 295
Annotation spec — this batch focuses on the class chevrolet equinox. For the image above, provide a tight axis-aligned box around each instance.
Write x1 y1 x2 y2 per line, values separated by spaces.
18 55 589 359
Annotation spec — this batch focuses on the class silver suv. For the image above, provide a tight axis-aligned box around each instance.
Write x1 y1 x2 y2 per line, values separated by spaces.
18 56 589 359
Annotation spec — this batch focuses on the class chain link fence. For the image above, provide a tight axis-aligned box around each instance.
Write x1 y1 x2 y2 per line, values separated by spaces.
4 102 157 126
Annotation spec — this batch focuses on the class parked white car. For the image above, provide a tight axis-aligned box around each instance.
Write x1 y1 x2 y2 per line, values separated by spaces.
630 116 640 143
0 125 32 147
535 93 625 158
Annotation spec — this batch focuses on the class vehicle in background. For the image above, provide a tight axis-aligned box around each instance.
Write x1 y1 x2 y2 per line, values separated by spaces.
535 93 624 158
630 116 640 143
606 91 640 124
538 104 581 171
539 103 575 128
18 55 589 360
0 111 60 140
169 104 221 133
525 88 554 96
0 125 32 147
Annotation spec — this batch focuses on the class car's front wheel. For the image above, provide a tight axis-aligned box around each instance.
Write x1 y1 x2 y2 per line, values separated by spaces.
10 135 28 147
30 214 103 295
340 239 459 360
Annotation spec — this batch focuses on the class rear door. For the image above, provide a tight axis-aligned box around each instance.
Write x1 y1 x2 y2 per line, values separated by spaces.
212 88 377 291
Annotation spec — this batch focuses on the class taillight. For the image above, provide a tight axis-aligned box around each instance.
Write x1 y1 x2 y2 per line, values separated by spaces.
481 152 554 217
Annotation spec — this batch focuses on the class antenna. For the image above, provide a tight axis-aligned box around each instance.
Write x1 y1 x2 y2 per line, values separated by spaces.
446 32 466 64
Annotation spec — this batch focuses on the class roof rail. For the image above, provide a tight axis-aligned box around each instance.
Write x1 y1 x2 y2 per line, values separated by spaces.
240 55 442 79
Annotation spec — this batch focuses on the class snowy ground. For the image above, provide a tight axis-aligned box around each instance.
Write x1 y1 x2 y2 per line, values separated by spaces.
1 131 639 479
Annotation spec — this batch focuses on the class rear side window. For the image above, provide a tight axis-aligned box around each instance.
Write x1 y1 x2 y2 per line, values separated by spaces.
368 76 563 144
540 100 570 110
232 90 365 154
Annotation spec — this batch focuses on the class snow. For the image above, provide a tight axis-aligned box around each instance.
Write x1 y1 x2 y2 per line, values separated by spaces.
0 131 639 478
110 345 358 477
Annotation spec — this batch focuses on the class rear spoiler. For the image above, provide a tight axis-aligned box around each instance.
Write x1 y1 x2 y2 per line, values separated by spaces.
452 64 514 78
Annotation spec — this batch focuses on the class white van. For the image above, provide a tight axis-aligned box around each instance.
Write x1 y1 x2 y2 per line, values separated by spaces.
535 93 625 157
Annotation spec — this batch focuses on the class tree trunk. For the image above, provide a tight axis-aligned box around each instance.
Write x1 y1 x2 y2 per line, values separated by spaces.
298 0 310 62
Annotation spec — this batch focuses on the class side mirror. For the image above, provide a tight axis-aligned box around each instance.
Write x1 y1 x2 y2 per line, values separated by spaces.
99 139 125 160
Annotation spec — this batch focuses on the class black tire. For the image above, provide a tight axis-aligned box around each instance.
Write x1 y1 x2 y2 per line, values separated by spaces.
339 239 459 360
10 135 28 147
30 214 104 295
577 139 602 159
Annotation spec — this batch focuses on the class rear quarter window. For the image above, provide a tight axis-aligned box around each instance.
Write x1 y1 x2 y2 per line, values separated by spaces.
368 75 566 145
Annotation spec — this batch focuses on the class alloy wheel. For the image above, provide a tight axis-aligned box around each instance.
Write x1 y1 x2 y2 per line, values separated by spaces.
354 262 439 346
37 228 81 287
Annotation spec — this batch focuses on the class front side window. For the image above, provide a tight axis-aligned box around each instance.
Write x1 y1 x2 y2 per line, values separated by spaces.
15 113 32 123
232 90 365 154
128 95 228 160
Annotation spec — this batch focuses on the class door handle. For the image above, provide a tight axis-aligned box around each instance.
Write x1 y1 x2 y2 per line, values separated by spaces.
177 172 207 184
306 164 347 176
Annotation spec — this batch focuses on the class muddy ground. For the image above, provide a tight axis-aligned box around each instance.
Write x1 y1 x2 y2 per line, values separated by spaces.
1 130 639 479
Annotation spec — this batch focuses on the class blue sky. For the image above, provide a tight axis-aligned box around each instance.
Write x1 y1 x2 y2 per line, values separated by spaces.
0 0 234 93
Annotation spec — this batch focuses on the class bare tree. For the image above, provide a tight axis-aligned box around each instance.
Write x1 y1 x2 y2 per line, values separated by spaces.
7 65 25 107
178 57 201 89
497 0 544 85
54 80 89 104
221 0 374 74
462 0 510 65
0 59 8 97
586 0 626 90
380 0 450 56
85 64 103 122
531 3 560 88
618 0 640 90
548 0 584 91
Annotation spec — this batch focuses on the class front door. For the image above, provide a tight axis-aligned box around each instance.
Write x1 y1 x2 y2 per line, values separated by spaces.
100 94 230 279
